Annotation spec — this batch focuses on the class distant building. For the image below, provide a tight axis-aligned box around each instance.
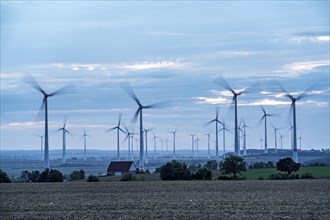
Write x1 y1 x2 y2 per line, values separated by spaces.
107 161 136 176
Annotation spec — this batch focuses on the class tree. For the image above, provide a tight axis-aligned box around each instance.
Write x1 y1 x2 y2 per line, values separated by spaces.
220 155 247 178
0 169 11 183
276 157 301 175
39 169 64 182
160 160 191 180
205 160 218 170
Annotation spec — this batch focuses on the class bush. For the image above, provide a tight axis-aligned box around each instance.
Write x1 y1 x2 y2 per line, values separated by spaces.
192 168 212 180
217 175 232 180
87 175 99 182
205 160 218 170
0 169 11 183
267 173 300 180
39 169 63 182
258 176 264 180
20 170 40 182
249 161 275 169
301 172 314 179
70 169 85 180
120 174 136 181
160 160 191 181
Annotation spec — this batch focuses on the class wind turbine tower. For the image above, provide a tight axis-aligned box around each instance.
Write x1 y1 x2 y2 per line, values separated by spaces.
170 129 177 158
242 123 248 156
82 130 88 160
206 132 211 159
106 113 125 160
190 134 195 157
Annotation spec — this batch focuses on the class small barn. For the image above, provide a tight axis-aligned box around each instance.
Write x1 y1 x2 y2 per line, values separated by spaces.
107 161 136 176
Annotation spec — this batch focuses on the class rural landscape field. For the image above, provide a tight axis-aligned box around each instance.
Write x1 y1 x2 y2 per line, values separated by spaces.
1 180 329 219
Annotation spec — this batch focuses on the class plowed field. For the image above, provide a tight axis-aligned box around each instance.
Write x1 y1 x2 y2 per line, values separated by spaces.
1 180 329 219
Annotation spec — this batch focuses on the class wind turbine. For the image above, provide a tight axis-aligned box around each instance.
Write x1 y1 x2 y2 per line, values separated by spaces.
279 134 284 151
166 138 169 155
24 75 73 169
214 75 257 156
121 82 168 170
260 137 263 151
278 85 312 162
82 129 89 160
272 125 280 153
190 133 196 157
298 135 303 151
195 137 200 157
152 133 158 159
170 129 177 158
289 123 294 151
106 113 125 160
124 126 135 159
143 128 152 164
206 132 211 159
57 120 70 164
242 122 248 156
259 106 274 154
205 107 222 158
219 121 230 159
38 135 44 161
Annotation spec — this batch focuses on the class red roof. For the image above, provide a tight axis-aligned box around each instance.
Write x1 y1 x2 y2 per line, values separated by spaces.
107 161 136 173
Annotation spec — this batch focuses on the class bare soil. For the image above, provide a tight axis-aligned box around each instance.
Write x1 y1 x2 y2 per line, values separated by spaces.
1 179 329 219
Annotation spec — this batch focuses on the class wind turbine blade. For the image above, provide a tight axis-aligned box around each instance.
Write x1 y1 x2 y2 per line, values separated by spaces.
22 74 45 94
131 109 140 124
106 127 117 133
144 100 171 109
120 81 142 106
49 83 75 97
286 102 294 123
216 107 219 119
119 127 126 134
118 112 123 127
35 98 46 121
260 106 266 115
214 75 234 93
204 119 216 127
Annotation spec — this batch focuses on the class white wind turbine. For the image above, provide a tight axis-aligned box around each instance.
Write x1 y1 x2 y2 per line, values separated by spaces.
106 113 125 160
206 132 211 159
24 75 74 169
143 128 152 163
259 106 274 154
170 129 177 158
121 82 168 170
278 84 314 162
214 75 258 156
205 107 222 159
82 129 89 160
38 135 44 161
57 120 70 164
272 125 280 153
219 121 230 159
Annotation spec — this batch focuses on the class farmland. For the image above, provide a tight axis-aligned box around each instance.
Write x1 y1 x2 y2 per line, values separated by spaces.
1 180 329 219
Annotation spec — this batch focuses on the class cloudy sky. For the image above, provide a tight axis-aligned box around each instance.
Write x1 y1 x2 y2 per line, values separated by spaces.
1 1 329 154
